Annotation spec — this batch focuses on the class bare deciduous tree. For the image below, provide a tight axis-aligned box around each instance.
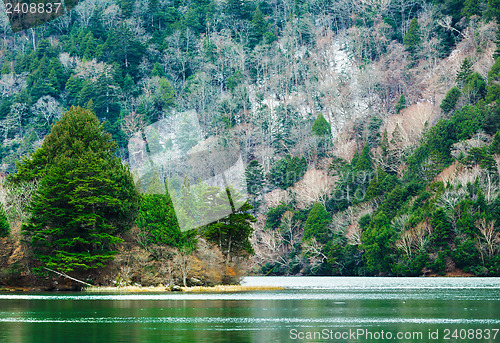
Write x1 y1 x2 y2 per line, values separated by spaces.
475 218 500 260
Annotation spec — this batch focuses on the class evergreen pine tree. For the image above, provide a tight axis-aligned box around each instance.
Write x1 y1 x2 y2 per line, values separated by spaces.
312 113 331 136
355 144 372 171
361 213 394 275
351 149 360 167
122 74 136 95
456 58 473 87
303 202 331 245
250 5 267 47
1 61 11 74
47 68 60 94
245 160 265 195
403 18 421 56
151 62 165 77
136 192 194 249
65 75 84 105
203 198 256 263
157 77 175 112
486 0 500 22
0 203 9 237
20 106 139 275
494 28 500 60
462 0 481 18
490 131 500 154
395 94 406 114
78 81 96 107
440 87 461 114
82 32 97 60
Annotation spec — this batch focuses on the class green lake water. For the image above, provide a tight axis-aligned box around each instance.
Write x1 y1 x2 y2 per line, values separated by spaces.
0 277 499 343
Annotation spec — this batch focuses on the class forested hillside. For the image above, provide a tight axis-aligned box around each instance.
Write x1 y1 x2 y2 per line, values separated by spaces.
0 0 500 287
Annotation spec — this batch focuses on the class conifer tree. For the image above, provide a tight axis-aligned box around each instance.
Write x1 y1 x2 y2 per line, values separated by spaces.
456 58 473 87
203 196 256 263
1 61 11 74
440 87 461 114
303 202 331 245
19 106 139 274
0 203 9 238
403 18 421 56
355 144 372 171
395 94 406 114
361 213 394 274
312 113 331 136
250 5 267 47
47 68 60 94
486 0 500 22
151 62 165 77
245 160 265 195
462 0 481 19
65 75 84 105
351 150 359 167
494 28 500 60
136 191 195 249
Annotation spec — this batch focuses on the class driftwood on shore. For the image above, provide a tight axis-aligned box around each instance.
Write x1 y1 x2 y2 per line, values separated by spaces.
43 267 93 287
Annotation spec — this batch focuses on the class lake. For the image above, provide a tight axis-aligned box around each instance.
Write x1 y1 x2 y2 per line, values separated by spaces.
0 277 499 342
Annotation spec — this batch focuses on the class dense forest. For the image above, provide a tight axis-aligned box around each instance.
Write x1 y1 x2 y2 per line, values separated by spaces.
0 0 500 288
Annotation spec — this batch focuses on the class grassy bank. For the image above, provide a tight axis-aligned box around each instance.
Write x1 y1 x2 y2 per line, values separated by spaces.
83 285 285 293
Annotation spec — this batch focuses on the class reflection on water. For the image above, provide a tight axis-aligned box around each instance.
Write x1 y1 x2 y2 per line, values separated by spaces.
0 277 499 343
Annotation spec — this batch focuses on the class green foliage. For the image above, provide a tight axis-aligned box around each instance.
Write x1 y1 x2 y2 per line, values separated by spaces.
312 113 331 136
462 72 486 102
269 155 307 189
303 203 331 245
440 87 461 114
136 193 196 249
0 203 9 237
485 0 500 21
203 200 256 260
151 62 165 77
156 77 175 114
490 131 500 154
462 0 481 18
456 58 473 88
361 213 395 275
403 18 421 56
19 107 139 274
266 203 291 229
377 185 405 220
395 94 406 114
1 61 11 74
250 5 267 47
494 29 500 60
407 104 487 179
430 209 452 246
355 144 372 171
452 237 480 270
245 160 265 195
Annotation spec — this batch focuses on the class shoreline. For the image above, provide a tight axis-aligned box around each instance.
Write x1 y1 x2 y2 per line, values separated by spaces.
0 272 483 293
84 285 286 293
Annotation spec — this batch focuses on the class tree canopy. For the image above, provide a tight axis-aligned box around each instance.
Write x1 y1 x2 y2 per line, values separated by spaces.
19 106 139 274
